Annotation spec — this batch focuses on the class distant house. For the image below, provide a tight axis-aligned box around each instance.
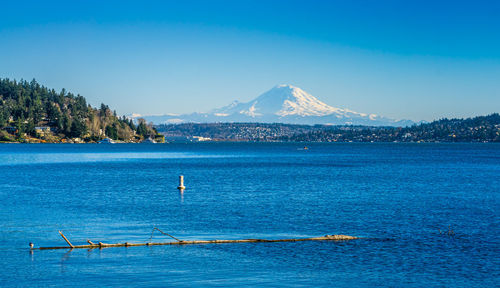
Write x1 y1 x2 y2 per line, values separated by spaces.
35 126 51 132
35 126 52 135
98 137 115 144
191 136 211 142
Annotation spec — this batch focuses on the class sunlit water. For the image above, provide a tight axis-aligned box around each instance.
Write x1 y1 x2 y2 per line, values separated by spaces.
1 143 499 287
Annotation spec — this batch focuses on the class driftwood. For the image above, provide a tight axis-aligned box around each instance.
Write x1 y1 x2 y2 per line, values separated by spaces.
32 230 358 250
58 231 74 248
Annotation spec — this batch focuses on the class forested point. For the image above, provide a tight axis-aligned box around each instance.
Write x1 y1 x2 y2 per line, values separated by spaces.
0 78 161 143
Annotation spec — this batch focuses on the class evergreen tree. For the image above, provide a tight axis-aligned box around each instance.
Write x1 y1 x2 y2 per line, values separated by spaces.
105 124 118 140
70 119 87 138
136 118 148 137
0 110 5 128
62 113 72 135
128 118 136 130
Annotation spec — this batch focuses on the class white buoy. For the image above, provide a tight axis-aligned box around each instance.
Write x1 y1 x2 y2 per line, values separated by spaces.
177 175 186 190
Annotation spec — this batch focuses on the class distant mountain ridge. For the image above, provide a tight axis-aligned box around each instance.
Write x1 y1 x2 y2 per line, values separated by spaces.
133 85 414 126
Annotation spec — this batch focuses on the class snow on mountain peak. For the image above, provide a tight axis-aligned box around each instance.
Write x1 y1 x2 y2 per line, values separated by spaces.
248 84 341 117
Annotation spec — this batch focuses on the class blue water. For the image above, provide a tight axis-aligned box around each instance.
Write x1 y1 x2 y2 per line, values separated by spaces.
0 143 499 287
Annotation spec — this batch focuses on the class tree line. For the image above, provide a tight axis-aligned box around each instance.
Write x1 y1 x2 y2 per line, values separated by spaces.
279 114 500 142
0 78 157 142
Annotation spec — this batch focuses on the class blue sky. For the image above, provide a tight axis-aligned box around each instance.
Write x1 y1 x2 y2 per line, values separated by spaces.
1 0 499 121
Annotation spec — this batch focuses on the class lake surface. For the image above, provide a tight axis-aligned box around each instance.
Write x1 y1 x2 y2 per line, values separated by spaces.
0 143 499 287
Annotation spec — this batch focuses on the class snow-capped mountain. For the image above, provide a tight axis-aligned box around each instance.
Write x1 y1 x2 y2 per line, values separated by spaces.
212 84 340 117
133 85 414 126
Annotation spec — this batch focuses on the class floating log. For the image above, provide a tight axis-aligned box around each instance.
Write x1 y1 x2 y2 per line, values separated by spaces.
31 232 358 250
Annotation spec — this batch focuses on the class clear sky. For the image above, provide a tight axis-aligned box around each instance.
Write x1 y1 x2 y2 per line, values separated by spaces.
1 0 499 121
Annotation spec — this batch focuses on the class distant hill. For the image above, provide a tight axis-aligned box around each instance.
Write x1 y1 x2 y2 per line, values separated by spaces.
134 84 415 126
0 78 157 142
156 114 500 142
282 114 500 142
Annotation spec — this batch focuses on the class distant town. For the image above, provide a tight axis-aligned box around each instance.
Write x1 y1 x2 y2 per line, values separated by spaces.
157 114 500 143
